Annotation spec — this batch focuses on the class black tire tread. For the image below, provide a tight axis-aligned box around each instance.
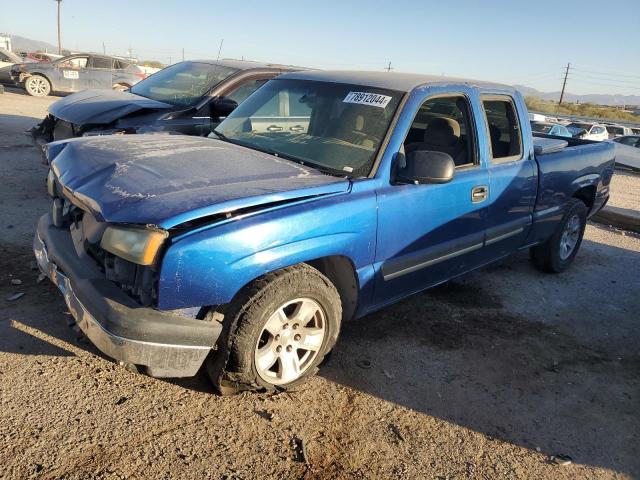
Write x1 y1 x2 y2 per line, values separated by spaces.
530 198 587 273
205 264 341 395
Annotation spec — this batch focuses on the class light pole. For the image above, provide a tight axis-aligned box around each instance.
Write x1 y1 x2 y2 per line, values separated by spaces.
55 0 62 54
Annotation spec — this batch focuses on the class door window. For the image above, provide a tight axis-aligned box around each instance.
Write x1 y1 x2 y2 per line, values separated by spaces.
616 136 640 146
225 79 269 105
403 95 477 167
482 96 523 161
58 57 88 69
90 56 114 69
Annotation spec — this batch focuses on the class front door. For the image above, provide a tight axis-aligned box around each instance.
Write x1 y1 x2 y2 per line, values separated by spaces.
55 56 90 92
374 90 490 304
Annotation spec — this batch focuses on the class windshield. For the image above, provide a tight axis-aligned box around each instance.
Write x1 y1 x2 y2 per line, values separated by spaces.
214 79 403 177
129 61 238 106
531 122 552 134
1 49 22 63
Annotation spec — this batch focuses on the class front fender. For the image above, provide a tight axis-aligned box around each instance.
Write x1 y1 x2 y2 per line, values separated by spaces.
157 185 378 310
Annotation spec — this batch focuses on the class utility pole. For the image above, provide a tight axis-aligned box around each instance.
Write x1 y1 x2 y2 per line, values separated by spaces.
216 39 224 63
55 0 62 54
559 62 571 105
102 42 106 55
385 61 393 72
182 48 185 62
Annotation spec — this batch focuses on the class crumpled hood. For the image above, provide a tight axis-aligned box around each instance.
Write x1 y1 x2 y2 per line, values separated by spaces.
48 89 173 125
50 135 349 228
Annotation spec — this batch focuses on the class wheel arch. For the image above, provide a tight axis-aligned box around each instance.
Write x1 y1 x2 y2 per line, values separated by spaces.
572 184 597 209
305 255 359 322
24 71 52 85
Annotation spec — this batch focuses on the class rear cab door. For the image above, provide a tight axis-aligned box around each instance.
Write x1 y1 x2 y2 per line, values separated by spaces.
85 55 115 89
480 92 537 259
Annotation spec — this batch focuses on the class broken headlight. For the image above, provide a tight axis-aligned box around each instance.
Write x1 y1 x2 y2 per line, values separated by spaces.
100 226 168 266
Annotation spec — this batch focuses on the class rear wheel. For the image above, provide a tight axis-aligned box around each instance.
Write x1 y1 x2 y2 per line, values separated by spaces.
112 83 130 92
24 75 51 97
206 264 342 394
530 198 587 273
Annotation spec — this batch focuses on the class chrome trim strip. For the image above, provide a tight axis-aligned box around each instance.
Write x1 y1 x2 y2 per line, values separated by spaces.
383 242 483 281
485 227 524 246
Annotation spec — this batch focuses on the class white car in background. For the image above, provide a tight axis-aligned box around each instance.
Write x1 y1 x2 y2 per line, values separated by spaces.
0 48 34 84
566 122 609 141
604 124 633 139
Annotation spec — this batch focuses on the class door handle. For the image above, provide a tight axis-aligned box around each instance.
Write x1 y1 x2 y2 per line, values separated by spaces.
471 185 489 203
289 125 304 132
266 125 283 132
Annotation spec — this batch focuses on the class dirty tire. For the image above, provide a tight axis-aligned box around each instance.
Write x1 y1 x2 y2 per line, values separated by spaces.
205 264 342 394
112 84 129 92
530 198 587 273
24 75 51 97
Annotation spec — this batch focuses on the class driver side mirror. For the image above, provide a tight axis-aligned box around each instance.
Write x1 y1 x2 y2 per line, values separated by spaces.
396 150 455 185
209 97 238 119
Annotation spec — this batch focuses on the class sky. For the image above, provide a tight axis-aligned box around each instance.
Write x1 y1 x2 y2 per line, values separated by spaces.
2 0 640 97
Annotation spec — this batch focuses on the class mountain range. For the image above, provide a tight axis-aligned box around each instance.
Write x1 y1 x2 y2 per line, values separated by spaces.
9 34 59 55
513 85 640 107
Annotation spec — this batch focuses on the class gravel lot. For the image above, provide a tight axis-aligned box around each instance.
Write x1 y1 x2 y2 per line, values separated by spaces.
1 89 639 480
609 170 640 211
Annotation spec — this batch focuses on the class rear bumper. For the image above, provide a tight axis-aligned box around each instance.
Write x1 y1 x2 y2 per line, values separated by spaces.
34 214 220 377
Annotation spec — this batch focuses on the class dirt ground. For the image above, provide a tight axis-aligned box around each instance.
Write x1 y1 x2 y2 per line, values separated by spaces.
1 89 639 480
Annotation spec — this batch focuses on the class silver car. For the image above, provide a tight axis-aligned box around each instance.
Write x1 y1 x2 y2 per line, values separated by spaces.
11 53 146 97
612 135 640 171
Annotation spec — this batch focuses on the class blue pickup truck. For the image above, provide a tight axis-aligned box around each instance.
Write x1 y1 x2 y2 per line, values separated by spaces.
35 70 614 393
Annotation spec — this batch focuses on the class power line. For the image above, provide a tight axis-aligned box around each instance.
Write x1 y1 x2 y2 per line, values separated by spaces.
567 78 640 91
573 67 640 80
570 73 640 86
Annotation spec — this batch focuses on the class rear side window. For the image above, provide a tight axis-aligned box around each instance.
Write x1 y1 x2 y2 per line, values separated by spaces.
617 136 639 146
482 96 522 161
114 60 130 70
91 57 113 69
224 78 269 105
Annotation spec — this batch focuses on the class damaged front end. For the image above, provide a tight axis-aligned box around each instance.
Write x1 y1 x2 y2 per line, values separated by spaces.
35 171 220 377
30 115 131 163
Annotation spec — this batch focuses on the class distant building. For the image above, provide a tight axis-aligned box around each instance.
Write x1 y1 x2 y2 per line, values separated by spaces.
0 34 11 51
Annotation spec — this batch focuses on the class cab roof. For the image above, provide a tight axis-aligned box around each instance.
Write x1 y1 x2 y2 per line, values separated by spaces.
276 70 512 93
190 58 307 72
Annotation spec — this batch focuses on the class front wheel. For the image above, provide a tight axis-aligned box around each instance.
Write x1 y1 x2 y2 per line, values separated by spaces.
206 264 342 394
24 75 51 97
530 198 587 273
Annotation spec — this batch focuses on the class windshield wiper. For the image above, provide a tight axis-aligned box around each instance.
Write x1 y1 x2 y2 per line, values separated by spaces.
257 147 347 178
211 129 231 142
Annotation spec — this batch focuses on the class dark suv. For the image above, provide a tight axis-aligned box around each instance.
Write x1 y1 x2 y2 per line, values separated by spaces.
31 59 305 146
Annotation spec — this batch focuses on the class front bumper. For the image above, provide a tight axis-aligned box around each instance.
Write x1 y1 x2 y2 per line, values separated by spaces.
34 214 220 377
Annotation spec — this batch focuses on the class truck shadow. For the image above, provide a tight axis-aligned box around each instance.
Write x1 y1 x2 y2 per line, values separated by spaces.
320 242 640 477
